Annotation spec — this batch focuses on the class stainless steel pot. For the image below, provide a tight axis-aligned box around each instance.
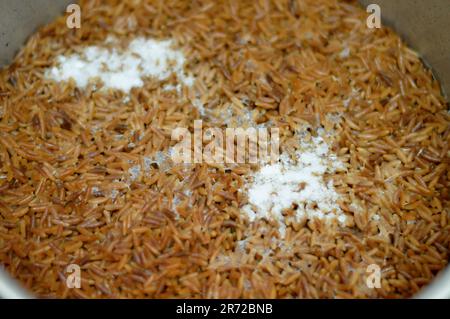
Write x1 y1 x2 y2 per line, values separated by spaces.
0 0 449 299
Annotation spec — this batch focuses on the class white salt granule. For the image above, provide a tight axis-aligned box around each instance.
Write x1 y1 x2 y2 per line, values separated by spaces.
122 96 131 103
192 98 206 116
371 214 381 221
142 150 174 172
128 165 141 181
236 239 247 251
47 37 194 93
91 186 102 196
339 46 350 59
242 134 346 234
110 189 119 200
143 156 153 171
343 97 352 108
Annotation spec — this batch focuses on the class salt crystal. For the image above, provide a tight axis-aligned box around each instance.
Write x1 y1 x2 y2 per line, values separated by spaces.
110 189 119 200
143 156 153 171
91 186 102 196
192 98 206 116
243 279 252 290
47 37 194 93
242 133 347 235
340 47 351 59
122 96 131 103
372 214 381 221
128 165 141 181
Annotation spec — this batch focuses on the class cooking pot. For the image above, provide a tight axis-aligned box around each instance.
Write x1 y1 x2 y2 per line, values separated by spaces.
0 0 449 299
